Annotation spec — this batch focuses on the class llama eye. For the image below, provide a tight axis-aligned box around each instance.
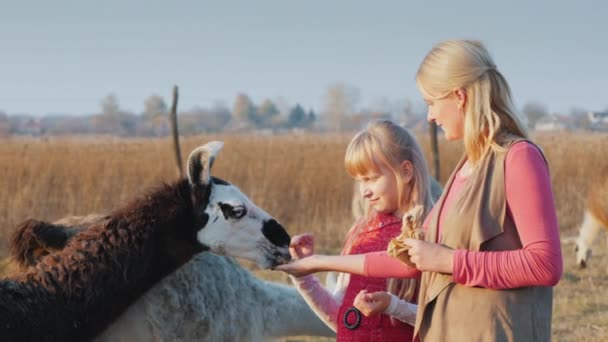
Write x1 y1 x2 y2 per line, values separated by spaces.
218 203 247 220
232 206 247 219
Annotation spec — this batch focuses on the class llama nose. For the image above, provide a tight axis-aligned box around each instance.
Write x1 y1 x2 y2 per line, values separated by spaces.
262 219 291 248
579 259 587 269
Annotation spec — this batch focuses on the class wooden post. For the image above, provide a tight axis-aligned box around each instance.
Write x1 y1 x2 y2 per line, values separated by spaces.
429 121 440 181
169 85 183 178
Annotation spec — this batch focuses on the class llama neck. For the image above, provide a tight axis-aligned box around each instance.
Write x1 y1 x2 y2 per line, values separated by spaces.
114 178 201 282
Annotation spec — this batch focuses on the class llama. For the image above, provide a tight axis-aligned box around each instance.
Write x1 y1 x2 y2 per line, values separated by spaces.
9 216 335 341
1 141 292 341
575 168 608 269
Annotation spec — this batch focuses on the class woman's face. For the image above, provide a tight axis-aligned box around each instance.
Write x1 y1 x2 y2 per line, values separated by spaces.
423 91 465 141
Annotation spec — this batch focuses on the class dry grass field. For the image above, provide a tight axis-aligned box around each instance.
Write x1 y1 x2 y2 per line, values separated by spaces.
0 131 607 341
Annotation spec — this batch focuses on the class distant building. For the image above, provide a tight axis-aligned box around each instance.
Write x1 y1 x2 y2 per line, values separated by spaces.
588 111 608 131
535 115 570 131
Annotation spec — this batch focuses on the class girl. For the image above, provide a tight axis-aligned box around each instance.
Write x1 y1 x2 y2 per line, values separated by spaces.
277 119 433 341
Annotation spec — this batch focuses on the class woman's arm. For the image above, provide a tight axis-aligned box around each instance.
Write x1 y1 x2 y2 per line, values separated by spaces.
452 141 563 289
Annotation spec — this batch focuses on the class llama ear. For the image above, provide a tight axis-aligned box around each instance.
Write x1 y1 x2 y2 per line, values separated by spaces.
187 141 224 187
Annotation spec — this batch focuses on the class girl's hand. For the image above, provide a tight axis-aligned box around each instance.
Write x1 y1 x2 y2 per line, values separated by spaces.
274 255 319 277
289 233 315 260
405 238 454 274
353 290 391 317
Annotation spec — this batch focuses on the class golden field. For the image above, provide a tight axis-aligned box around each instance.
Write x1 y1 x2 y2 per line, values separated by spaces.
0 131 607 341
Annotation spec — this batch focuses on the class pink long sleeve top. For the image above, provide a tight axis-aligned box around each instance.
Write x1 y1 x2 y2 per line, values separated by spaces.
363 141 563 290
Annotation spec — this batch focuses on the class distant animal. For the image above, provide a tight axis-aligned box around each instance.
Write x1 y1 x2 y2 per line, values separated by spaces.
1 141 292 341
575 168 608 269
9 215 334 341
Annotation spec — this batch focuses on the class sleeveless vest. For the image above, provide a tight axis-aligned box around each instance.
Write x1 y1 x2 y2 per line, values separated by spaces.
337 213 414 342
414 140 553 342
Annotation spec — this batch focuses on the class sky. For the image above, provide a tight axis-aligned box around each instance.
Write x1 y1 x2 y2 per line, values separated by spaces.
0 0 606 116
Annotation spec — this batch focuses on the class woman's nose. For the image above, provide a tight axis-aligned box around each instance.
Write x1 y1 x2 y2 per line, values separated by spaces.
427 109 435 122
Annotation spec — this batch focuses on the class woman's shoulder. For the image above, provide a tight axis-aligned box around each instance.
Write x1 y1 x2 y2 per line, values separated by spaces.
505 140 549 174
506 140 544 161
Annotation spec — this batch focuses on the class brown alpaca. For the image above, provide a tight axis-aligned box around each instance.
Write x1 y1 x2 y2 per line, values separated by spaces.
0 141 291 342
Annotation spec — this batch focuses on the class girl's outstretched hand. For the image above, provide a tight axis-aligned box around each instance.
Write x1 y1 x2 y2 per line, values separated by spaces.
274 255 319 277
353 290 391 317
289 233 315 260
405 238 454 274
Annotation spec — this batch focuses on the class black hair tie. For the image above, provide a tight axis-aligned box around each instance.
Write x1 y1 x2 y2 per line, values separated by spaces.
343 307 362 330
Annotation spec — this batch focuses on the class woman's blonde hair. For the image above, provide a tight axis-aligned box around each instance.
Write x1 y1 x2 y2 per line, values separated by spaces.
416 40 528 164
343 119 433 302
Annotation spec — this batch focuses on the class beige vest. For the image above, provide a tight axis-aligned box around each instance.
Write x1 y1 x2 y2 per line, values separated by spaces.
414 140 553 342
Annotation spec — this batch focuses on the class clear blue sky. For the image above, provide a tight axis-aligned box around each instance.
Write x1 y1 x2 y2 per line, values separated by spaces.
0 0 606 116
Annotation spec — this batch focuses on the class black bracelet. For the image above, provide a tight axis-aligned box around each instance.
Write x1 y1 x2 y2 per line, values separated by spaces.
343 307 362 330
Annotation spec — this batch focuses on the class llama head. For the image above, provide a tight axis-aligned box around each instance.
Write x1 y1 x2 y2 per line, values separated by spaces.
187 141 291 268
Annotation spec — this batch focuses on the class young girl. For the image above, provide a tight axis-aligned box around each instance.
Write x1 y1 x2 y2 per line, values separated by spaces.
356 40 563 341
277 119 433 341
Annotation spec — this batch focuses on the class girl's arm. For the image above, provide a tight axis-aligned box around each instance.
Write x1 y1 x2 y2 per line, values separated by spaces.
452 141 563 289
290 274 344 332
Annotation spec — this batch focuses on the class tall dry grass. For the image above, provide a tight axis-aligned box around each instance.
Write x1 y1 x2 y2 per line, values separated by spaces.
0 131 607 340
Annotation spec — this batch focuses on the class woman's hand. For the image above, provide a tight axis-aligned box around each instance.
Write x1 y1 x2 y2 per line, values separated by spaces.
289 233 315 260
405 238 454 274
274 255 320 277
353 290 391 317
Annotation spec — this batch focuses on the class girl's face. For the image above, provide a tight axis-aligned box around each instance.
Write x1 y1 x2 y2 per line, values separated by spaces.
356 161 411 216
423 90 465 141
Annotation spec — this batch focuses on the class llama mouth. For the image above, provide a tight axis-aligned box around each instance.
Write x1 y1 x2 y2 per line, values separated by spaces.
263 246 291 269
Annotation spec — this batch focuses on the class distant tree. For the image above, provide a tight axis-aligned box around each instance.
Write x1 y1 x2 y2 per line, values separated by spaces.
92 94 137 136
143 95 168 117
141 95 169 136
232 93 257 127
257 99 279 128
0 111 8 137
287 104 306 128
306 109 317 128
522 101 548 130
101 94 120 117
569 107 591 130
184 103 232 134
323 83 360 131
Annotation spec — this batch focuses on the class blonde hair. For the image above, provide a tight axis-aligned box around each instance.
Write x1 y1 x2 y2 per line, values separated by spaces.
416 40 528 164
343 119 433 302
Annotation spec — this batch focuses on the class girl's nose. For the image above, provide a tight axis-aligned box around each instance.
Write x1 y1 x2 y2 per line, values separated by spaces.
362 188 372 198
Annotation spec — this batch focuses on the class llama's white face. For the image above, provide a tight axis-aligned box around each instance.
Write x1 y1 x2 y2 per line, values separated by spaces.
187 141 291 269
197 178 291 268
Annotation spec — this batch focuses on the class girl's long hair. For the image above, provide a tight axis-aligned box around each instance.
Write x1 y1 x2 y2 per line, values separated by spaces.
343 119 433 303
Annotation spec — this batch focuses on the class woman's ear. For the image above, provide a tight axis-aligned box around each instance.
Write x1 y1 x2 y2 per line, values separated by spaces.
401 160 414 183
454 88 467 110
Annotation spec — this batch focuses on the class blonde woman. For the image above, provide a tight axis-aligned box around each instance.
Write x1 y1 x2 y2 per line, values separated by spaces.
357 40 563 341
277 119 433 341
